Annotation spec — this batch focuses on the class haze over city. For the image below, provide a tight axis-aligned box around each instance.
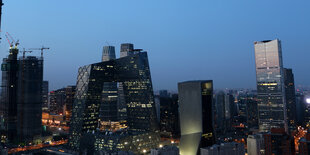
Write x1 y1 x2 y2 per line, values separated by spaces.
0 0 309 91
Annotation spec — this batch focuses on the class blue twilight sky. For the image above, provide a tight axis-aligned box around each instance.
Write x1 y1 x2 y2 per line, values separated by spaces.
0 0 310 91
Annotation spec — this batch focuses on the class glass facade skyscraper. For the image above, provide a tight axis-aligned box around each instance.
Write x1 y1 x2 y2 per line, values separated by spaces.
254 39 287 132
68 51 158 150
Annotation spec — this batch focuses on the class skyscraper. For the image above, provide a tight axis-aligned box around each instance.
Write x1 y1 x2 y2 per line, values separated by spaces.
102 46 116 62
178 80 215 155
254 39 287 132
64 85 76 124
49 88 66 115
0 47 19 143
17 56 43 143
159 94 180 139
42 81 49 111
283 68 297 132
68 49 158 150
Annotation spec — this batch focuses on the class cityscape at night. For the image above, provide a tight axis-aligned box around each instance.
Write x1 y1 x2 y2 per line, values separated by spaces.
0 0 310 155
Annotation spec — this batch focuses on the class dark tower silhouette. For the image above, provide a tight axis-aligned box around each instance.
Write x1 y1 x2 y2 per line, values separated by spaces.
1 47 19 143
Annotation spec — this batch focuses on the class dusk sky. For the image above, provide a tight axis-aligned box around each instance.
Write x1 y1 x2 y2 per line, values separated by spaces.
0 0 309 91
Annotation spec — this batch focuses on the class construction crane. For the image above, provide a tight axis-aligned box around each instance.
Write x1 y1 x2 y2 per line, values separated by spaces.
28 46 50 58
5 32 19 49
20 48 33 59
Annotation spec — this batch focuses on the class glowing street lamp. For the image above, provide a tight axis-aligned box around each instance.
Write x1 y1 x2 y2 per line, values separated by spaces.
306 98 310 104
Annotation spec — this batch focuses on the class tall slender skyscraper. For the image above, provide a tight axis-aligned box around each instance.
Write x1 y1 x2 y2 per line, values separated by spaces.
42 81 49 111
254 39 287 132
283 68 297 132
178 80 215 155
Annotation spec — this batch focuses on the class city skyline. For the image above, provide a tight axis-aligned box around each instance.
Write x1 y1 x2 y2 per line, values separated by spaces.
0 0 309 91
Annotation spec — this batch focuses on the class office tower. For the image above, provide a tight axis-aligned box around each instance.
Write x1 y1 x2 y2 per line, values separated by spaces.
102 46 116 62
200 142 245 155
17 56 43 143
42 81 49 111
0 48 19 143
237 95 247 118
49 88 66 115
120 43 134 58
64 86 76 124
178 80 215 155
100 46 118 122
214 91 235 135
160 94 180 139
246 97 259 129
254 39 287 132
247 134 264 155
263 128 295 155
283 68 297 132
68 50 158 151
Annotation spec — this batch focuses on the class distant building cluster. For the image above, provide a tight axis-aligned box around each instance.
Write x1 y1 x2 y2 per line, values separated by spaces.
0 26 309 155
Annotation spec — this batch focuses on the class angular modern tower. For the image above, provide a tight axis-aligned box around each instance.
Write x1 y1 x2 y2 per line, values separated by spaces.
254 39 287 132
178 80 215 155
68 50 158 150
283 68 297 132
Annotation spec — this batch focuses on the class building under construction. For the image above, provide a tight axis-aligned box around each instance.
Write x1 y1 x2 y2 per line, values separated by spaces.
0 46 44 144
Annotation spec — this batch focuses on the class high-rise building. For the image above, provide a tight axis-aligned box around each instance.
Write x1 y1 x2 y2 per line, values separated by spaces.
0 48 19 143
102 46 116 62
159 94 180 139
120 43 134 58
214 91 235 135
254 39 287 132
178 80 215 155
68 49 158 151
64 85 76 124
49 88 66 115
246 97 259 129
283 68 297 132
17 56 43 143
42 81 49 111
